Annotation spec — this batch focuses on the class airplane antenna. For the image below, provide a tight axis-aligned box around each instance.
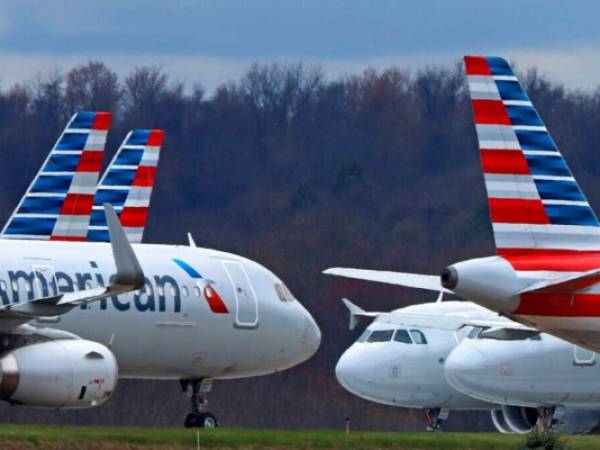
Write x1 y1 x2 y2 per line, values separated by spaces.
187 232 197 248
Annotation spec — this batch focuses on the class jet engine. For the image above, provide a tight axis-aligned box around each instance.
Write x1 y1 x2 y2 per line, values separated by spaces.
491 406 600 434
0 339 117 408
441 256 523 313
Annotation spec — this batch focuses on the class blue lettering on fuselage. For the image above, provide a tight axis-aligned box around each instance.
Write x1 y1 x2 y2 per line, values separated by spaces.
4 261 182 313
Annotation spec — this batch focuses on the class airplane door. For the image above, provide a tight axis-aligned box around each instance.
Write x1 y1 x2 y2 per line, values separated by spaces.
32 265 58 299
222 261 258 328
573 345 596 366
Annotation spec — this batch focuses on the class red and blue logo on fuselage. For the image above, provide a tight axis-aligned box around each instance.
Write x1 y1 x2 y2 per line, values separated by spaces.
173 258 229 314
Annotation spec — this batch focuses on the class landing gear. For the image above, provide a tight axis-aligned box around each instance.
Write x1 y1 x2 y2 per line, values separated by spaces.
180 378 219 428
537 406 555 432
425 407 449 431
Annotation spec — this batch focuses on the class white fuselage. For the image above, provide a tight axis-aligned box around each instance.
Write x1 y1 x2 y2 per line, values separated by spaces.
0 239 321 380
335 301 495 410
445 330 600 408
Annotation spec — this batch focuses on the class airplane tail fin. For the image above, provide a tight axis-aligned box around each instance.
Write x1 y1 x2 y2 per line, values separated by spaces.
464 56 600 254
341 298 381 330
1 112 111 241
88 129 164 243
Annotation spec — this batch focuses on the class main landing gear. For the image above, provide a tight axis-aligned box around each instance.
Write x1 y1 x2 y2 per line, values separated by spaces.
180 378 219 428
537 406 555 432
425 407 449 431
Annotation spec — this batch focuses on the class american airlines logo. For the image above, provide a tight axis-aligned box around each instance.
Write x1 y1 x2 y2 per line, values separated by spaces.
3 262 182 313
173 259 229 314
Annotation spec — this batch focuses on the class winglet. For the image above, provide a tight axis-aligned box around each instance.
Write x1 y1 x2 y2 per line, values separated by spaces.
341 298 381 330
105 203 144 290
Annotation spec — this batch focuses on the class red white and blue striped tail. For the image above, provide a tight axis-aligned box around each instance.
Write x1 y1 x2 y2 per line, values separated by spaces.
464 56 600 254
1 112 111 241
87 129 164 243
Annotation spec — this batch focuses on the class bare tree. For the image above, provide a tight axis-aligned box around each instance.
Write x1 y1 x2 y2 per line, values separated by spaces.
65 61 121 113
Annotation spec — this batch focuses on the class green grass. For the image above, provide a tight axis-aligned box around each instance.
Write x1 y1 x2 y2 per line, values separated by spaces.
0 424 598 449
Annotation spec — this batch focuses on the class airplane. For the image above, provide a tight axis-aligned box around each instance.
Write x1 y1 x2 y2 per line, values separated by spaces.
327 56 600 354
334 296 600 434
334 299 496 431
0 111 321 428
445 326 600 434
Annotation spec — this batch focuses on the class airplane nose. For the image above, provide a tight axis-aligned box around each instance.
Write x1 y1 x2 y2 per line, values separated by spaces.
335 347 370 395
444 343 487 396
301 307 321 357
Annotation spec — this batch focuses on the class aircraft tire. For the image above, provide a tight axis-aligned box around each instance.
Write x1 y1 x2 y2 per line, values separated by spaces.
184 412 219 428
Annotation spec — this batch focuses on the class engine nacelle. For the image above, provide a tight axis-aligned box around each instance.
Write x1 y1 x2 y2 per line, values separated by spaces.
501 405 538 434
491 406 600 434
441 256 523 313
552 407 600 435
0 339 118 409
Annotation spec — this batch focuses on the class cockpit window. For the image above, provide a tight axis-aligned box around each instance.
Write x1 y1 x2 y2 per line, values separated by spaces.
357 329 371 343
367 330 394 343
393 329 412 344
467 326 485 339
409 329 427 344
274 283 295 302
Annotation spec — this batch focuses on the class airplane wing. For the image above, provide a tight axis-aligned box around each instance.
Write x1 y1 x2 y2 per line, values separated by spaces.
4 204 144 318
324 267 452 293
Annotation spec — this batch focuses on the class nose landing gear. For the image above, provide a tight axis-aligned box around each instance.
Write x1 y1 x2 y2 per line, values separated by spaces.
180 378 219 428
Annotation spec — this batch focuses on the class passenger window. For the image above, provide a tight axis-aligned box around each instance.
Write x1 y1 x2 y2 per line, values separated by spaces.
410 329 427 344
367 330 394 343
393 329 412 344
357 329 371 343
182 286 189 297
194 286 201 297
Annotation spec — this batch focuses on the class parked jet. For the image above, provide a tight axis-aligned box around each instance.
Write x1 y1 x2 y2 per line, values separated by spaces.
335 296 600 433
328 56 600 353
445 326 600 433
335 299 495 430
436 55 600 352
0 112 321 428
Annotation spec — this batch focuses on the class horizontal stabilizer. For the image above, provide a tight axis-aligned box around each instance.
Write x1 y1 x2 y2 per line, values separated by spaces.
517 267 600 294
324 267 451 293
341 298 381 330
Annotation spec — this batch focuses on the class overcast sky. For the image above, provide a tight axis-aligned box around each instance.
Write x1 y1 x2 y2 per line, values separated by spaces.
1 0 599 92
